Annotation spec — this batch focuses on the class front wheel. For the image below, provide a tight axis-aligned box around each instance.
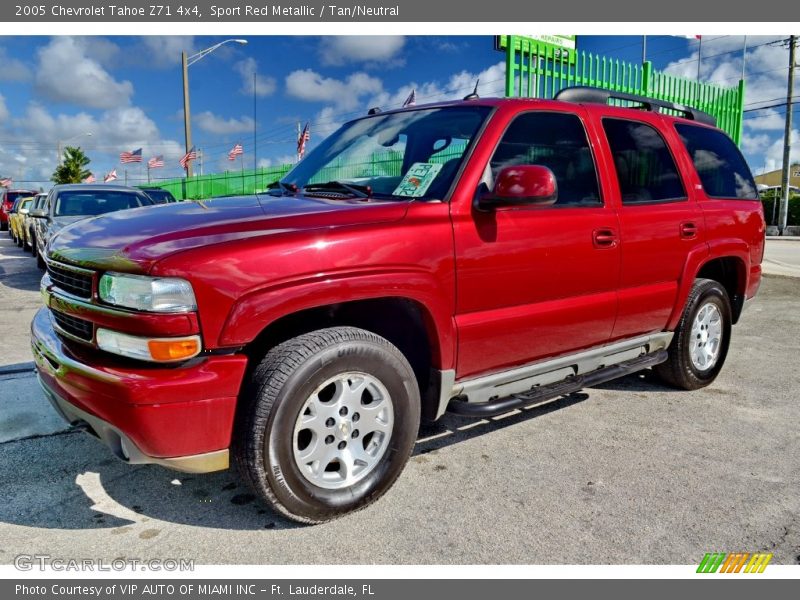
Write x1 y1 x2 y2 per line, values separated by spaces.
655 278 732 390
234 327 420 524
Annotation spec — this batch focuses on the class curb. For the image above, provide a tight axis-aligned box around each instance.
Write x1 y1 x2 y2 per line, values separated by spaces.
0 362 35 376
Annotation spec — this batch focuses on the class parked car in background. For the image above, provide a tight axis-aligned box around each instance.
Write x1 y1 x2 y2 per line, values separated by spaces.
23 193 48 251
2 188 38 232
29 184 154 269
140 187 178 204
9 196 34 247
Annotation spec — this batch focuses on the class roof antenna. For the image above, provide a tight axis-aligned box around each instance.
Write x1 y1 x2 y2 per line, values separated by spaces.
463 79 480 101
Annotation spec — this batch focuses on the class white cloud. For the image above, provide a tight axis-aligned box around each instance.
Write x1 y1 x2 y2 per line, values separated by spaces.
34 37 133 109
140 36 195 68
319 36 406 67
0 47 30 81
3 102 185 187
663 36 800 174
234 58 276 97
285 70 383 110
0 95 8 122
195 111 255 135
745 109 787 132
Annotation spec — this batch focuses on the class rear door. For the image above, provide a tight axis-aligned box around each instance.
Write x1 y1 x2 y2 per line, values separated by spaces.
595 112 705 340
452 106 620 378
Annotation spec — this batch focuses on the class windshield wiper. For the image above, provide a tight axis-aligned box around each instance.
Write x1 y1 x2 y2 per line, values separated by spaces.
302 181 371 199
266 180 298 196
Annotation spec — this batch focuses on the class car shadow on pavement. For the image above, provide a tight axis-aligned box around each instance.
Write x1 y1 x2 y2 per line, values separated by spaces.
0 374 669 534
0 391 594 534
415 391 591 455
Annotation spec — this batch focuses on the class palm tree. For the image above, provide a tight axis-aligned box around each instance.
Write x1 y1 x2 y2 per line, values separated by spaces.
52 146 91 184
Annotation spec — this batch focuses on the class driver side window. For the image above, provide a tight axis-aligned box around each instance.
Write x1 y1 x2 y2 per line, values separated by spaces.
489 111 602 207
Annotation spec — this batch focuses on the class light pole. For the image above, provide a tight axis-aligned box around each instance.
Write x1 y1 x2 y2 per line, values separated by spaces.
58 131 92 164
181 39 248 178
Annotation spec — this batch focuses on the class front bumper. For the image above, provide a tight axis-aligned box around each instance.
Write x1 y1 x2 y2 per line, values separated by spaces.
31 307 248 472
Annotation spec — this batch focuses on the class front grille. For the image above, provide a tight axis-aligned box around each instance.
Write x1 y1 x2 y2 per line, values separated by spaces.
47 262 93 299
52 310 94 342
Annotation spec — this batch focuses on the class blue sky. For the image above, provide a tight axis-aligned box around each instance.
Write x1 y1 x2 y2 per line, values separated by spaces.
0 35 796 189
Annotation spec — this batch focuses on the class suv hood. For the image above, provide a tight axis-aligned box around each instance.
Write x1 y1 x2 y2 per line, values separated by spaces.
47 194 409 272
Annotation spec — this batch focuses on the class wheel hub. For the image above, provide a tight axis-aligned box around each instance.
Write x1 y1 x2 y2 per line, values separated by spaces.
292 372 394 490
690 301 723 371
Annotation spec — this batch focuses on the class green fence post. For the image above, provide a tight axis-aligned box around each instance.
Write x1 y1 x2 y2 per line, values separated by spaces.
733 78 745 146
505 35 517 97
641 61 653 96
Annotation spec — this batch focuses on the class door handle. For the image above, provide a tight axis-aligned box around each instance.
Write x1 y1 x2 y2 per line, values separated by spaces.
680 221 698 238
593 228 618 248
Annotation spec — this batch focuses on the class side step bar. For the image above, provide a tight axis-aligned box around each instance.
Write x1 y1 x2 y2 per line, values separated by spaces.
447 350 668 418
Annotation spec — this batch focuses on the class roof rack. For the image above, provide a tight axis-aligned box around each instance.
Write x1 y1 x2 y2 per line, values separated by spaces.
554 86 716 127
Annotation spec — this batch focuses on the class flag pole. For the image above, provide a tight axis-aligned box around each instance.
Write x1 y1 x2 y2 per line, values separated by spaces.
297 122 301 163
124 169 128 186
697 36 703 81
240 147 246 194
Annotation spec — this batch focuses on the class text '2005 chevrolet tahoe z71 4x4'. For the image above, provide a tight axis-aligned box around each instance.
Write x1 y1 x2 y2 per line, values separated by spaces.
32 87 765 523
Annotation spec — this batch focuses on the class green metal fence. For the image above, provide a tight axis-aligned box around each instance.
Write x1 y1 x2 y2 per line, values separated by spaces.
503 35 745 144
150 144 468 200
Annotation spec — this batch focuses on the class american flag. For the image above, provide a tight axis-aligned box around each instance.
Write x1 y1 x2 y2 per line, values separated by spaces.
297 123 310 160
402 88 417 107
148 155 164 169
0 178 12 187
83 174 96 184
120 148 143 164
103 169 117 183
179 146 197 170
228 143 244 161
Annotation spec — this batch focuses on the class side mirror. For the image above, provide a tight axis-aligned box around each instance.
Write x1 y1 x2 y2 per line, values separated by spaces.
477 165 558 211
29 208 47 218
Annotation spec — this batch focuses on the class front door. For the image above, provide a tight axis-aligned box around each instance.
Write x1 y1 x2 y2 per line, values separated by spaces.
452 108 621 379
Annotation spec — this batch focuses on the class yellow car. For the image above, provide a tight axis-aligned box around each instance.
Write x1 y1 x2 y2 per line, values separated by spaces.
9 196 34 248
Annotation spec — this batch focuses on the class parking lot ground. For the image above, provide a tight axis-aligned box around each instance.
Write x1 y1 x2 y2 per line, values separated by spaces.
0 234 798 564
0 234 41 369
764 237 800 278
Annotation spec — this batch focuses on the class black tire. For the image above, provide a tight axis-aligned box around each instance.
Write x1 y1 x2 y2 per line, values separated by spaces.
233 326 420 524
1 222 7 232
655 278 732 390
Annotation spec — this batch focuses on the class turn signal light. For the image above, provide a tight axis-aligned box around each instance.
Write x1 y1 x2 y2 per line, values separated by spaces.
148 338 201 361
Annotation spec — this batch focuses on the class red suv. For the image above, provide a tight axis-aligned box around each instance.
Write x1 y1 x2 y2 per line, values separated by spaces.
32 88 765 523
2 188 38 232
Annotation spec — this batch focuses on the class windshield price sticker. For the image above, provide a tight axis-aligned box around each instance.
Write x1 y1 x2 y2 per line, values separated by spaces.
393 163 443 197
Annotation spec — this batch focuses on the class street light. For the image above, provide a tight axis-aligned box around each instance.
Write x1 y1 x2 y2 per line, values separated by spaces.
58 132 92 164
181 39 248 178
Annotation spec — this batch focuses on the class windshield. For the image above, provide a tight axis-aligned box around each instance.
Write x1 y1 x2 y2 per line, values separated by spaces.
54 191 152 217
280 106 491 200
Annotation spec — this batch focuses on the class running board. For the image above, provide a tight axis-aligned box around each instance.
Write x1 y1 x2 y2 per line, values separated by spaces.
447 350 668 418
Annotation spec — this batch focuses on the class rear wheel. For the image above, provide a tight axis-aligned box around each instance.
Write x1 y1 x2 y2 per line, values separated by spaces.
655 278 732 390
234 327 420 524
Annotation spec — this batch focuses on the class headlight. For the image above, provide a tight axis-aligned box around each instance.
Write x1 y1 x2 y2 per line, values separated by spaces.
98 272 197 313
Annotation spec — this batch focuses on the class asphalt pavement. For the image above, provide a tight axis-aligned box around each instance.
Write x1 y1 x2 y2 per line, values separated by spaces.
0 233 798 565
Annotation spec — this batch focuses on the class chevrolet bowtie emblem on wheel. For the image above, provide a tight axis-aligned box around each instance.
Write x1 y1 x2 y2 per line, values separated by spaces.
697 552 773 573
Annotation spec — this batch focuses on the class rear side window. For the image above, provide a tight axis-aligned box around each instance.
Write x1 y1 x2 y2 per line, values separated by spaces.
490 111 602 207
676 124 758 199
603 118 686 204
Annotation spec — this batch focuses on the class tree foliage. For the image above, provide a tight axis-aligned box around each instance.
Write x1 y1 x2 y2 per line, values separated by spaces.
52 146 91 184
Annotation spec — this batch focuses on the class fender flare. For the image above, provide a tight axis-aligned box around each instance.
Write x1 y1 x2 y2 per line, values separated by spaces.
218 268 456 370
667 239 750 331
